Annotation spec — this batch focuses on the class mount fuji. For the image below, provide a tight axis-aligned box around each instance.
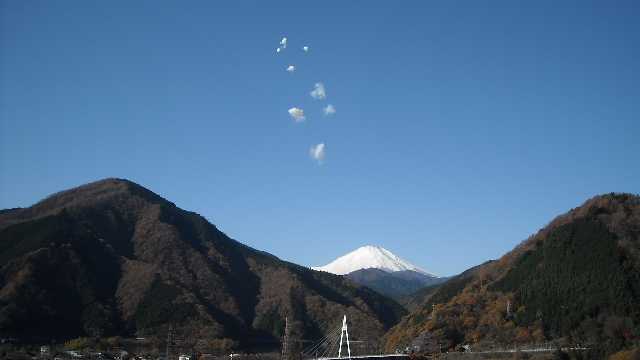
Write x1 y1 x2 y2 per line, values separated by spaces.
313 245 446 299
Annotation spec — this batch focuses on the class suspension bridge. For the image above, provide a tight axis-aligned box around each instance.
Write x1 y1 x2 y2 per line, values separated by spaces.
283 315 409 360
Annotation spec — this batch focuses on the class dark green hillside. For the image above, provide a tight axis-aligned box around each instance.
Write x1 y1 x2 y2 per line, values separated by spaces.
493 217 640 337
385 193 640 355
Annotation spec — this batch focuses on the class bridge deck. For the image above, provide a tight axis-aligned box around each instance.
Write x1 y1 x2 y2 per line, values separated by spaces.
315 355 409 360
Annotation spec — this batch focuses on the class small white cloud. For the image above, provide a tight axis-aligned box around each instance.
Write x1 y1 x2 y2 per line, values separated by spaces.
310 82 326 100
280 37 288 49
323 104 336 116
286 65 295 73
303 46 309 52
309 143 325 164
288 107 305 122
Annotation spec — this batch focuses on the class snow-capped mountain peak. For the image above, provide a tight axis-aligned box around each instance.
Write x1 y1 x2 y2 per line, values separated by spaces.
312 245 436 276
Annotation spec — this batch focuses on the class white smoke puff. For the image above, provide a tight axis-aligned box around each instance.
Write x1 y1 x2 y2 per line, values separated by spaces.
309 143 325 163
288 107 305 122
310 82 326 100
303 46 309 52
286 65 295 73
280 37 288 49
323 104 336 116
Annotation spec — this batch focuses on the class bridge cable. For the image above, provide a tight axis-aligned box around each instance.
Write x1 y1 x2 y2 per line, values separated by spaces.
302 321 343 357
307 327 343 358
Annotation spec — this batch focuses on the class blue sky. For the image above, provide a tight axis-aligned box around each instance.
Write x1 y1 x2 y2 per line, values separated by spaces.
1 1 639 276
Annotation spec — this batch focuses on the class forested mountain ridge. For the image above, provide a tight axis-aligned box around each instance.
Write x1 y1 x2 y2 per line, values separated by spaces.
398 261 492 312
384 193 640 354
346 268 446 301
0 178 406 348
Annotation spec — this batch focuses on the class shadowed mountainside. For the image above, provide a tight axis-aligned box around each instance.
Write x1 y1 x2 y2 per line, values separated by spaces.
0 178 406 347
346 268 446 300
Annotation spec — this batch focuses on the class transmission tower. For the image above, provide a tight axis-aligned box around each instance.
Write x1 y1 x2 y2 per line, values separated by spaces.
166 325 175 360
281 316 291 360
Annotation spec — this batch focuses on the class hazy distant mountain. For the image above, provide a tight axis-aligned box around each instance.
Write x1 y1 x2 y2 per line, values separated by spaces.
0 179 406 346
385 193 640 355
314 245 444 299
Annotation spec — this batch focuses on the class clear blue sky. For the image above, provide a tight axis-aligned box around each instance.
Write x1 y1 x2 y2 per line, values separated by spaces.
1 1 639 276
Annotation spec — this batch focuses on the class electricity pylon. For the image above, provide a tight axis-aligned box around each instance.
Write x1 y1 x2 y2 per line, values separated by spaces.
281 316 291 360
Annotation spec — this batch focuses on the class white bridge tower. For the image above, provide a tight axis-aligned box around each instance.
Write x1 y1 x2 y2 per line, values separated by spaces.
338 315 351 358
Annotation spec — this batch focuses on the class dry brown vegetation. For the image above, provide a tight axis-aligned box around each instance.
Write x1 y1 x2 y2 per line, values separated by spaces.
0 178 405 349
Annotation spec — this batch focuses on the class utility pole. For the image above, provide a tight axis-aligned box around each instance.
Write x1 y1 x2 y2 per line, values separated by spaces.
338 315 351 359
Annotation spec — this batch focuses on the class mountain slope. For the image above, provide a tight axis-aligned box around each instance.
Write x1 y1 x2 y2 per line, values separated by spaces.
346 269 446 300
0 179 406 347
399 262 491 311
384 193 640 354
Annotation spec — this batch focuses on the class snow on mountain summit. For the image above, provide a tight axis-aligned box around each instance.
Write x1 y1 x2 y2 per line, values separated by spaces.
312 245 436 276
